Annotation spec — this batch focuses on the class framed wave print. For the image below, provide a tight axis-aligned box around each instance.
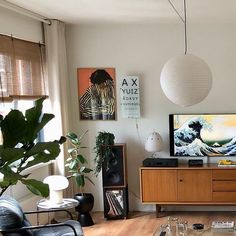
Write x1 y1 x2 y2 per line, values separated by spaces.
169 114 236 157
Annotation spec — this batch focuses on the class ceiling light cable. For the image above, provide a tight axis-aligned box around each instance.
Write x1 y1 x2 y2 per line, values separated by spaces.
184 0 187 54
168 0 188 54
167 0 184 23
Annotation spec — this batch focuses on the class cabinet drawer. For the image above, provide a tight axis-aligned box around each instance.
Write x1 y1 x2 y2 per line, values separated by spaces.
212 170 236 180
213 192 236 202
213 180 236 191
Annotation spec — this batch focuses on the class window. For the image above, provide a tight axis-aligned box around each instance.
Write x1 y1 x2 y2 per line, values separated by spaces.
0 34 47 100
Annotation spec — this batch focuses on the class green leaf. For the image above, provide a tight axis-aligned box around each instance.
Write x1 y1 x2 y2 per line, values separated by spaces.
69 159 77 170
1 166 28 186
25 98 54 141
75 174 85 187
23 142 60 169
0 110 27 148
71 139 79 145
21 179 49 197
68 148 75 154
80 167 93 173
84 176 95 185
66 132 77 140
0 148 24 165
77 154 86 164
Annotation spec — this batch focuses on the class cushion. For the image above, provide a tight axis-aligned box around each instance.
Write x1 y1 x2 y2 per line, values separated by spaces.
34 220 84 236
0 195 33 236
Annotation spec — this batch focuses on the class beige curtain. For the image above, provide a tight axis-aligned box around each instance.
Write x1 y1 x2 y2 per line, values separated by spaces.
44 20 71 192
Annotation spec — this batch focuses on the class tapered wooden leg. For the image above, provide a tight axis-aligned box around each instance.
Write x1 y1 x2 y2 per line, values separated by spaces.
156 204 162 218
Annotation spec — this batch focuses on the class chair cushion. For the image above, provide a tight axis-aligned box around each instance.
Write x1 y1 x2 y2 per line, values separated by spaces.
34 220 84 236
0 195 24 230
0 195 33 236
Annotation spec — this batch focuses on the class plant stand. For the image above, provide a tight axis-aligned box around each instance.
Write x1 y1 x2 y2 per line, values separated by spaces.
74 193 94 227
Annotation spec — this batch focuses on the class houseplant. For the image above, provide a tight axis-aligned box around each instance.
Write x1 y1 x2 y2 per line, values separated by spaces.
94 131 115 176
65 130 94 227
0 97 66 197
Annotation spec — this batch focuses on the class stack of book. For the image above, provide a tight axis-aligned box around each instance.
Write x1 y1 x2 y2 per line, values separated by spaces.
218 160 236 167
211 221 235 231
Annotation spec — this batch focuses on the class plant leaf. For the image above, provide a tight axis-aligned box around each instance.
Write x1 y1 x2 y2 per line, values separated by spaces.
25 98 54 141
0 110 27 148
80 167 93 173
75 174 85 187
69 159 77 170
0 148 24 165
77 154 86 164
21 179 49 197
66 132 77 140
23 142 60 169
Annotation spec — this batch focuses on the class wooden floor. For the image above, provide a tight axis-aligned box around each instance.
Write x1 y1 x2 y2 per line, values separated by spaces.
82 211 236 236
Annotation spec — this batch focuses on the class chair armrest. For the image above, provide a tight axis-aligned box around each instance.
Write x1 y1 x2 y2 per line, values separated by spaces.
24 209 73 220
0 223 77 236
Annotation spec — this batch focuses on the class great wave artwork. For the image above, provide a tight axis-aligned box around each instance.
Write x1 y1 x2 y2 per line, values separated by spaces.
169 114 236 157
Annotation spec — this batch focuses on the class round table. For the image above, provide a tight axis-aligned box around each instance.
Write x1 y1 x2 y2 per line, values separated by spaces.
37 198 79 224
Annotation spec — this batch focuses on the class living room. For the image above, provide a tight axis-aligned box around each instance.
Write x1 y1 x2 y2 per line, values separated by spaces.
1 0 236 235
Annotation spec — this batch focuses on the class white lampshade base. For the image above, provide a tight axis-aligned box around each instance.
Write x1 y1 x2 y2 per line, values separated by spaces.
160 54 212 107
49 190 63 204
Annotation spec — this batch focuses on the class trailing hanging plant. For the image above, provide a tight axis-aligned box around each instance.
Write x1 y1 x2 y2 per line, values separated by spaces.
0 97 66 197
94 131 115 176
65 131 94 194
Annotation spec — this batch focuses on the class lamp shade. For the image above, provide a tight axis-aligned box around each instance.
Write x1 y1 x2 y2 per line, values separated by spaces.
145 132 163 152
44 175 69 204
160 54 212 107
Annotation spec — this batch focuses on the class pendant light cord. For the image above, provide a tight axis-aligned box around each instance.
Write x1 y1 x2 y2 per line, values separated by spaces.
184 0 187 54
168 0 188 54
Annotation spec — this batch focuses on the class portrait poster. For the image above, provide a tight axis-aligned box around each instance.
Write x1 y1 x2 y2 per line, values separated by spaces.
77 68 116 120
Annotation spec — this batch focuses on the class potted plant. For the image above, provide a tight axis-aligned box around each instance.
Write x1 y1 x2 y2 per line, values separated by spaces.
94 131 115 176
65 130 94 227
0 97 66 197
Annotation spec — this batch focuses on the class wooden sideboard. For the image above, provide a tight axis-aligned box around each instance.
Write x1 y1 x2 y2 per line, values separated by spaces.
139 164 236 217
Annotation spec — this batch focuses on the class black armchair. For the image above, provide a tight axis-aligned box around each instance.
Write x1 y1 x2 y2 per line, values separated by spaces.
0 195 84 236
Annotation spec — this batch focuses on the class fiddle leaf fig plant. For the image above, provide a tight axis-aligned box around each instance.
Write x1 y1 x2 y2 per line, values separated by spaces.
0 97 66 197
65 131 94 194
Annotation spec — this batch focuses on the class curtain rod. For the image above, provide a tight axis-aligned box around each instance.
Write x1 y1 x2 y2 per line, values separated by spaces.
0 0 51 25
0 32 45 45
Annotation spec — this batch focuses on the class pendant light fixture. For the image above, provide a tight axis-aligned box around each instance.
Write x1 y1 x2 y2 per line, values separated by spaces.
160 0 212 107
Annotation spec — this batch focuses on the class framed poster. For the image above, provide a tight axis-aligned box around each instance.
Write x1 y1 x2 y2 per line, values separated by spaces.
77 68 116 120
169 114 236 157
120 76 140 118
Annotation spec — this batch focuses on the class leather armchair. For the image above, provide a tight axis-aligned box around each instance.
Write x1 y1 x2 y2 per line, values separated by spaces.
0 195 84 236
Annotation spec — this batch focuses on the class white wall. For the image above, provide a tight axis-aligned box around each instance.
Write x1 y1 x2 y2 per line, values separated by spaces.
65 22 236 212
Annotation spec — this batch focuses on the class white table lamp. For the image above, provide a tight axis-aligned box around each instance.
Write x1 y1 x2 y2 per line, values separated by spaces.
145 132 163 157
44 175 69 204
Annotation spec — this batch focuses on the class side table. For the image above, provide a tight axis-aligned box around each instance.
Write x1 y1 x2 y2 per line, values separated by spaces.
37 198 79 224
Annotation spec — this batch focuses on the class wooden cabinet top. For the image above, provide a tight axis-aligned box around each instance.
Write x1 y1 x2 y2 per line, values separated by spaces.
140 163 236 170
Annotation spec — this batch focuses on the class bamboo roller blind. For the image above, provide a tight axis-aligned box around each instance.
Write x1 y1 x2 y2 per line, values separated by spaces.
0 34 47 100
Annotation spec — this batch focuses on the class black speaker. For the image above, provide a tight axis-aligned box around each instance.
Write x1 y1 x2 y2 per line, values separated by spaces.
102 144 127 187
103 186 129 219
102 144 129 219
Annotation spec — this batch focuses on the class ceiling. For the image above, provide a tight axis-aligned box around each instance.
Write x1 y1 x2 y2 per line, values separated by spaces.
5 0 236 24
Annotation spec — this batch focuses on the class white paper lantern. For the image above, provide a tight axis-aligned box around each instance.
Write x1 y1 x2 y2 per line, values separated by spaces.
160 54 212 107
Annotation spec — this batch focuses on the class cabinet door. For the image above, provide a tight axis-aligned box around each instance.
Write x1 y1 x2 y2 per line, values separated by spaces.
141 169 177 202
178 170 212 202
